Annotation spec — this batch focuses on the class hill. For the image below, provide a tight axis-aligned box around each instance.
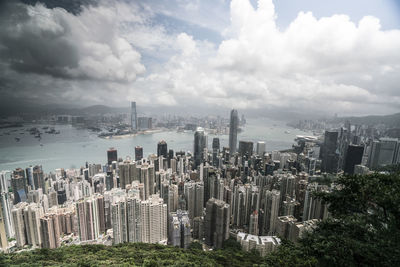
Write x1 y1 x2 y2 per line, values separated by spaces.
333 112 400 127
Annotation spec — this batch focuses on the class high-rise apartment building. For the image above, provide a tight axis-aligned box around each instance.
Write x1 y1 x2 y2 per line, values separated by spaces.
261 190 280 235
204 198 230 249
168 209 191 248
184 181 204 220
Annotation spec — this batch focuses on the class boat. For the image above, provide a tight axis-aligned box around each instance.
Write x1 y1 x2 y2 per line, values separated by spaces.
15 137 20 142
284 130 290 134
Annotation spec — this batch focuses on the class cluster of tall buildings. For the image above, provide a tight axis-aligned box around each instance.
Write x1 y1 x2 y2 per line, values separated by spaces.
1 109 393 255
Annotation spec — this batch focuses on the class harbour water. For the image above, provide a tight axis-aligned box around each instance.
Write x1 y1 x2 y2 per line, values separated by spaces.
0 118 313 173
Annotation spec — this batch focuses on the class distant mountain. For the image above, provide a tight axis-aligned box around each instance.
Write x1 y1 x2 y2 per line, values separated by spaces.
334 113 400 127
79 105 128 115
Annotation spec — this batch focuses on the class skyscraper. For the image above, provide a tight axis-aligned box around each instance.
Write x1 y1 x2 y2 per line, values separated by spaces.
256 141 266 156
344 145 364 174
0 171 14 239
239 141 254 159
107 148 118 165
140 194 167 244
168 210 191 248
194 127 207 168
321 131 339 173
212 138 220 167
261 190 280 235
157 140 168 159
249 210 259 236
0 200 8 249
11 170 27 204
131 101 138 132
40 213 60 249
135 146 143 161
204 198 230 249
229 109 239 154
184 181 204 220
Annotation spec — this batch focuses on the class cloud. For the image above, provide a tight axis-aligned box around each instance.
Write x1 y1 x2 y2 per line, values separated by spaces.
0 0 399 117
0 1 145 82
135 0 400 115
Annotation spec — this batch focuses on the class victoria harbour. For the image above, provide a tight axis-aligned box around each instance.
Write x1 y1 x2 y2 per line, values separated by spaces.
0 118 313 172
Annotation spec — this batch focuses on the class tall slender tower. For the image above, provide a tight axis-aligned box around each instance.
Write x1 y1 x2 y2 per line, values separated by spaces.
194 127 207 168
229 109 239 154
131 101 137 132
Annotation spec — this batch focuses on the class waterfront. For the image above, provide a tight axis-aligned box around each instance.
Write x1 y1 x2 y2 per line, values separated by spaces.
0 118 314 172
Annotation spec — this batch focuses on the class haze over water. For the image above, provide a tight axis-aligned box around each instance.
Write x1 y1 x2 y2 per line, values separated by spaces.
0 118 313 172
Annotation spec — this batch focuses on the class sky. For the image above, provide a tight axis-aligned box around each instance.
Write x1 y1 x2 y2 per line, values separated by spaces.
0 0 400 117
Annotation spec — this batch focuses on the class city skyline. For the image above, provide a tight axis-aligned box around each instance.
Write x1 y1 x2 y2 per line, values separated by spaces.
0 0 400 117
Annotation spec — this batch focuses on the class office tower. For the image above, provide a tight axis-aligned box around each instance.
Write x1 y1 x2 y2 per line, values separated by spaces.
204 198 230 249
261 190 280 235
12 202 28 247
256 141 266 156
168 210 191 248
25 166 34 190
32 166 44 191
0 171 14 238
140 195 167 243
194 127 207 168
249 210 259 235
24 203 43 247
184 181 204 220
11 169 27 204
212 138 220 167
131 101 138 132
239 141 254 159
321 131 339 173
40 213 60 249
344 145 364 174
107 148 118 165
157 140 168 158
135 146 143 161
368 138 399 169
229 109 239 154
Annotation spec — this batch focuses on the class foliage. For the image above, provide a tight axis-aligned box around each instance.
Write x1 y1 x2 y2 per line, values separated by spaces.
266 172 400 266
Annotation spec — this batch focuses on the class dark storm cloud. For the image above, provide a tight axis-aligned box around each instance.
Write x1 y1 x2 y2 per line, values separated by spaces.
20 0 97 15
0 1 144 81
